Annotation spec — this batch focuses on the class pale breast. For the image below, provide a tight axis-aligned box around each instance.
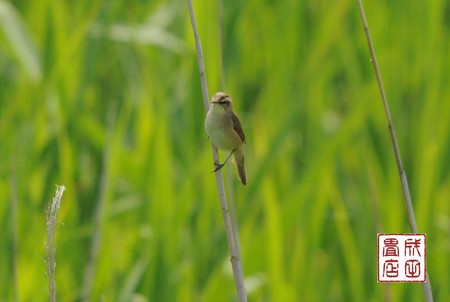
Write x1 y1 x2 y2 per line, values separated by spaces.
205 110 242 151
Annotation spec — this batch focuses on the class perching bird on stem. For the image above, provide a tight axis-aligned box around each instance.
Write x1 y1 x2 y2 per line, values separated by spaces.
205 92 247 185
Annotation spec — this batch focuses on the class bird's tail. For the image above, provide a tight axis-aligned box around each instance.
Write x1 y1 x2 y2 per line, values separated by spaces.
233 147 246 185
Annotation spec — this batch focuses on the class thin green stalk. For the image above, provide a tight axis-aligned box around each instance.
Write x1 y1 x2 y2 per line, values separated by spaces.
357 1 433 301
81 105 115 302
10 157 18 302
187 1 247 301
46 185 66 302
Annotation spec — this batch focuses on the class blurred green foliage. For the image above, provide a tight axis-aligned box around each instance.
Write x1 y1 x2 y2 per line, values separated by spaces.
1 0 449 301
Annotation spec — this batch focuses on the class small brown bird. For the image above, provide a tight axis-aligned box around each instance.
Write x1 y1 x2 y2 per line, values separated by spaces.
205 92 247 185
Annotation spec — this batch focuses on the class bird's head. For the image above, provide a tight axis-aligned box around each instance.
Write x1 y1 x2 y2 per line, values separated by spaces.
211 92 233 111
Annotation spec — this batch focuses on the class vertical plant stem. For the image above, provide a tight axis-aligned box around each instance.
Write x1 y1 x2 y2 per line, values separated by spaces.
367 167 393 302
218 0 243 267
81 105 115 301
81 154 108 301
357 1 433 301
187 1 247 301
218 0 226 92
10 157 18 302
46 185 66 302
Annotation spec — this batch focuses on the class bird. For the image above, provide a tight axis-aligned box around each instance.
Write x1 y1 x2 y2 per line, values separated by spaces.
205 92 247 185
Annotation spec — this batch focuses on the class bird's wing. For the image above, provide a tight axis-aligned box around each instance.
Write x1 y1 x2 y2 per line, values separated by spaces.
231 112 246 144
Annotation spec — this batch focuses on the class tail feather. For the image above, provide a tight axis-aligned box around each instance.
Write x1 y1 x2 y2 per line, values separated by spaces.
233 148 246 185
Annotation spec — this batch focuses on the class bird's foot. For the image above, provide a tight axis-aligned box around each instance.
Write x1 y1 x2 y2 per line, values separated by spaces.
212 161 225 173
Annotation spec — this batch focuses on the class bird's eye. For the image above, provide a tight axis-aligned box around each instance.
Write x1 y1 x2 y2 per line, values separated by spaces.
219 97 229 104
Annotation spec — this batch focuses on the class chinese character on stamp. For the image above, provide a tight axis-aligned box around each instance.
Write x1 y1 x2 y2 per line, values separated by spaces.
377 234 426 282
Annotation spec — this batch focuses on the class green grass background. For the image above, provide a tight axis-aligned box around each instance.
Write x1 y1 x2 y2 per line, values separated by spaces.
1 0 449 301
